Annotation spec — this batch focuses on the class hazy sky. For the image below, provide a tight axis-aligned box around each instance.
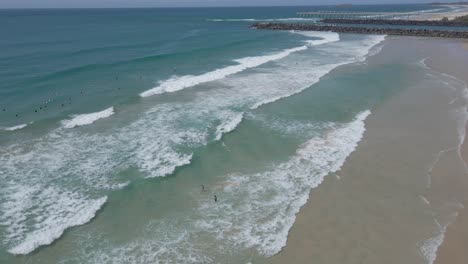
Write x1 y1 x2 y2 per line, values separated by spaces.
0 0 433 9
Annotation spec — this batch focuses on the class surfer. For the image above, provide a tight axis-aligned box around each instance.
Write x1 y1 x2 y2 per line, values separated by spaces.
201 185 206 192
214 195 218 202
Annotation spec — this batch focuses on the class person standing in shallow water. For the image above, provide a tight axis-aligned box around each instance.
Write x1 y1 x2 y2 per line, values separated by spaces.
214 195 218 202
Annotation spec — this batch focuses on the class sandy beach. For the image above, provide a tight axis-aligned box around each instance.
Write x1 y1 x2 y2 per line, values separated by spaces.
431 40 468 264
264 38 468 264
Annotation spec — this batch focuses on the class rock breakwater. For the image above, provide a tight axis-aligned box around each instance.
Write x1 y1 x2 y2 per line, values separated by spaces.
252 22 468 39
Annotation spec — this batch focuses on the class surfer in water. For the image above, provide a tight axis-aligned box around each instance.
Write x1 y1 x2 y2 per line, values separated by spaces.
201 185 206 192
214 195 218 203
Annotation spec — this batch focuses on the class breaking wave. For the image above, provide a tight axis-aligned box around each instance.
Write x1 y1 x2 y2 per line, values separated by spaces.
61 107 115 129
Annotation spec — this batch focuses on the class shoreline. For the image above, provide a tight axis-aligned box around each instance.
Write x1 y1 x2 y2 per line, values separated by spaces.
432 40 468 264
266 38 468 264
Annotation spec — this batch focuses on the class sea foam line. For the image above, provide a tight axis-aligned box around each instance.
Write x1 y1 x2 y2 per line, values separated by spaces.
415 59 468 263
6 196 107 255
208 18 319 22
419 215 455 264
61 107 115 129
215 112 244 141
0 33 384 260
291 31 340 46
3 124 28 131
416 56 468 172
139 46 307 97
197 111 371 256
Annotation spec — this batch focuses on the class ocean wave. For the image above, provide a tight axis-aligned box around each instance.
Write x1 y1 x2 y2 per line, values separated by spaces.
0 105 205 255
196 110 371 256
67 111 371 264
1 183 107 255
291 30 340 46
208 18 257 22
140 46 307 97
243 34 385 111
215 112 244 141
61 107 114 129
249 61 348 110
251 113 335 138
208 18 319 22
3 123 28 131
77 220 213 264
0 34 386 258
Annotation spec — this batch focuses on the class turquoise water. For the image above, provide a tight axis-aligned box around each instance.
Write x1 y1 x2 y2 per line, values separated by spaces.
0 5 454 264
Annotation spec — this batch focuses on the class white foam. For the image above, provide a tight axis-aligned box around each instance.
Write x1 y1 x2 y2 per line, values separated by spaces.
3 123 28 131
196 111 371 256
291 31 341 46
419 60 468 172
417 58 432 70
1 183 107 255
139 46 307 97
420 195 431 206
215 112 244 141
208 18 318 22
272 18 319 22
69 112 371 263
0 33 385 257
367 41 386 58
77 220 213 264
0 104 207 254
247 60 348 110
419 224 447 264
61 107 114 129
238 34 385 111
208 18 257 22
251 113 334 138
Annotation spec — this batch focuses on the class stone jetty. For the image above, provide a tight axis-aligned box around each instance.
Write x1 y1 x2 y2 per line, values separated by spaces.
251 22 468 39
321 19 468 27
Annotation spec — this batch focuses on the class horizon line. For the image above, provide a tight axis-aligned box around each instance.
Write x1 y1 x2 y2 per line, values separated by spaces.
0 3 435 10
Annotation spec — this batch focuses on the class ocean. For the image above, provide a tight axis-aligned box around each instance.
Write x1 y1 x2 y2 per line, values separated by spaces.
0 4 464 264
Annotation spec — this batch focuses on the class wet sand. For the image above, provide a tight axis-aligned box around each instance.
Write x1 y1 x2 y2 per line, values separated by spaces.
432 40 468 264
266 38 468 264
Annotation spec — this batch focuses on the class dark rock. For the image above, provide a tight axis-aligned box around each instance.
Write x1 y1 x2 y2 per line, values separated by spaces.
321 18 468 27
251 22 468 39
